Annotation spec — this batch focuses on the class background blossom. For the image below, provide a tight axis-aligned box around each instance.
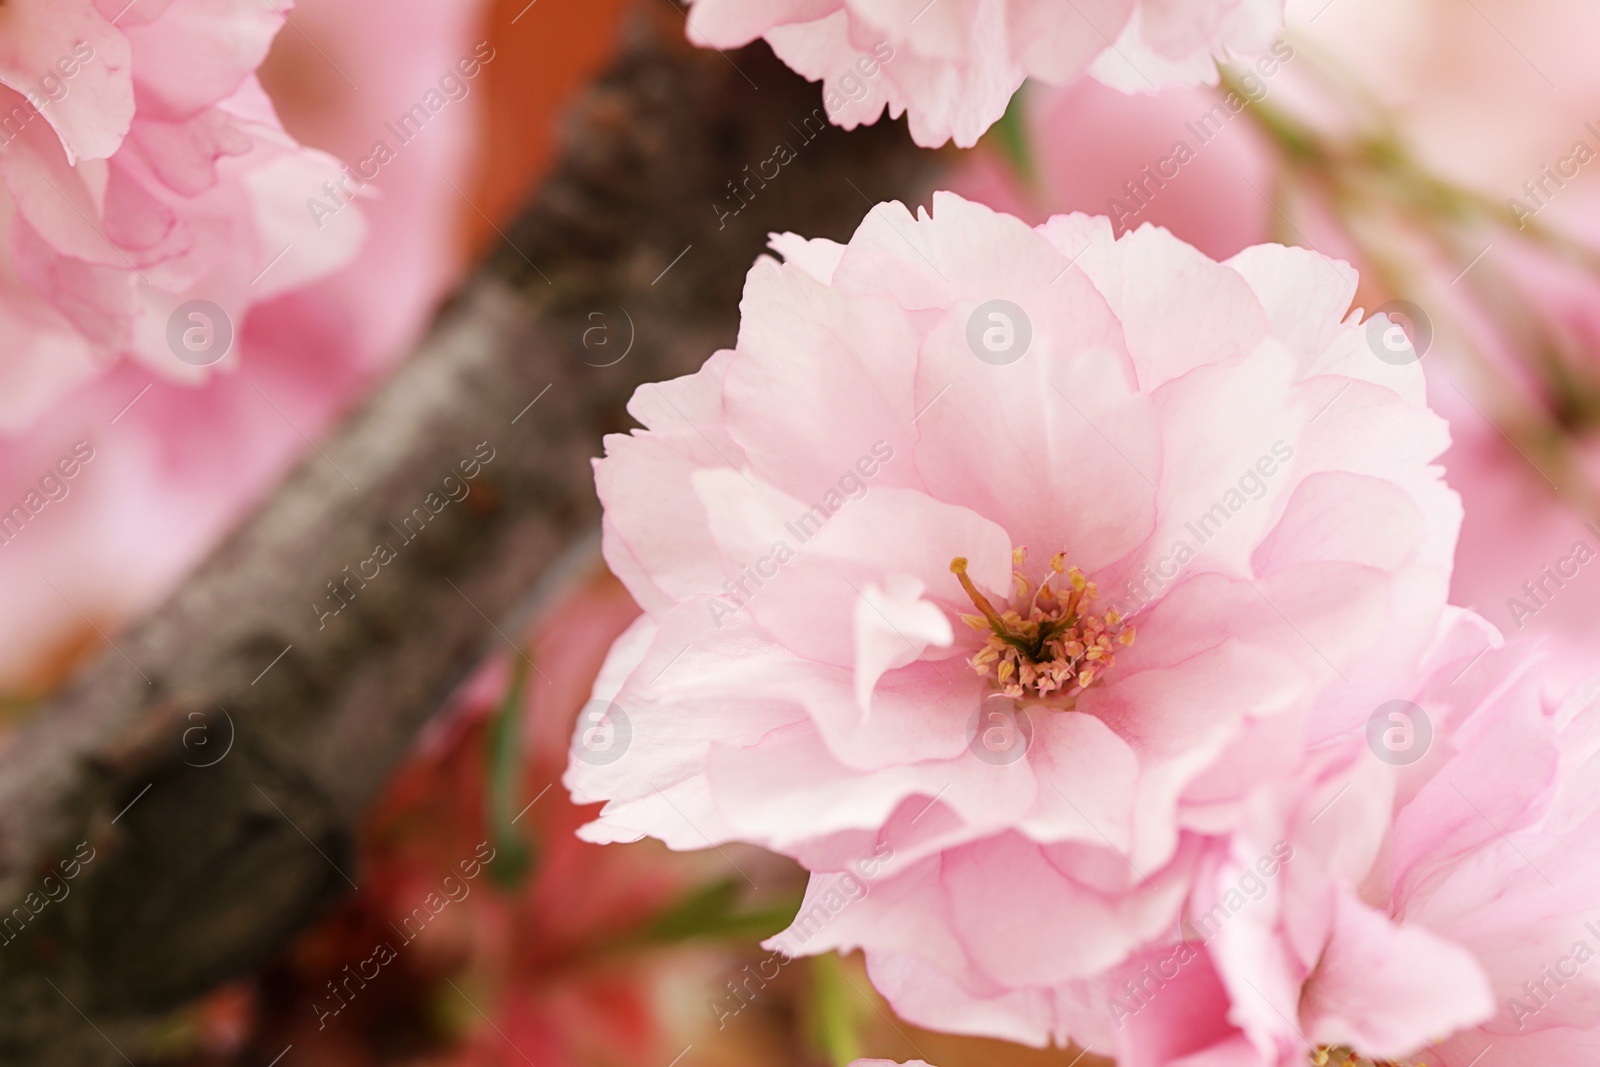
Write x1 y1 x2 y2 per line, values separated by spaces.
685 0 1287 147
0 0 364 430
0 0 483 694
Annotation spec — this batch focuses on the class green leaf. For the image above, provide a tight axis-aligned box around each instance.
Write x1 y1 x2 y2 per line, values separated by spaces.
484 654 534 888
629 878 803 947
986 84 1039 191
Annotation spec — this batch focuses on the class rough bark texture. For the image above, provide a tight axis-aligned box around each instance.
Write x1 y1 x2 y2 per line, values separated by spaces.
0 10 936 1063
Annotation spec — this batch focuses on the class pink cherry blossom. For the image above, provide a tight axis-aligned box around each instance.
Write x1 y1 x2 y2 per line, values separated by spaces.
0 0 363 431
566 190 1465 1046
1099 617 1600 1067
684 0 1287 147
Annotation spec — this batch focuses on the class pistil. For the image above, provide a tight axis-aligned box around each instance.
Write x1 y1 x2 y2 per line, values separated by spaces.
951 549 1134 701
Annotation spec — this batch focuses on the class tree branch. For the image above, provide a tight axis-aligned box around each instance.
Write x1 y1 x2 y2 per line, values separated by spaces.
0 9 936 1062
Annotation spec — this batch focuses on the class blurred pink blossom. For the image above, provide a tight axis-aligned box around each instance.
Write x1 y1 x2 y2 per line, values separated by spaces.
0 0 484 689
1282 0 1600 200
1436 381 1600 696
685 0 1287 147
0 0 371 430
567 190 1466 1047
948 77 1275 262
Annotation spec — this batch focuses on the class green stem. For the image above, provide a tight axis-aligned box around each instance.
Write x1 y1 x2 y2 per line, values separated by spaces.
811 954 865 1067
484 654 534 888
1223 63 1600 516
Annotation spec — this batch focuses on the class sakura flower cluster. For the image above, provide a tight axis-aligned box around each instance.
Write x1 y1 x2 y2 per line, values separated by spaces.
0 0 362 430
684 0 1287 146
567 191 1600 1066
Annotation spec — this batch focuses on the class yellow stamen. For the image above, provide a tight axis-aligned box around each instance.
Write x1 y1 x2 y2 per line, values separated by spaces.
952 550 1135 702
950 557 1006 633
1311 1047 1427 1067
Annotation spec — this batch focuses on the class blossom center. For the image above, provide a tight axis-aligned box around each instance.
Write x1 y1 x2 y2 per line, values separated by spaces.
950 549 1134 701
1312 1048 1420 1067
